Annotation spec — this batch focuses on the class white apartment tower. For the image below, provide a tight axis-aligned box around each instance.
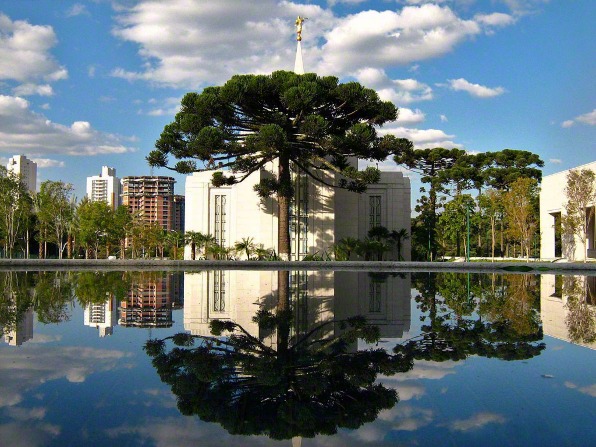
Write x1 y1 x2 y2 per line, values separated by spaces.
86 166 121 209
6 155 37 193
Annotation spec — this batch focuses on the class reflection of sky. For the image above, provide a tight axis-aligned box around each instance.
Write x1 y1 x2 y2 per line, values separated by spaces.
0 282 594 446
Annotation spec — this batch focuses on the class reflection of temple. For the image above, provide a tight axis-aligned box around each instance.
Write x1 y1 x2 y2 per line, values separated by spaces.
540 275 596 349
84 294 117 337
183 271 410 342
119 275 175 328
3 308 33 346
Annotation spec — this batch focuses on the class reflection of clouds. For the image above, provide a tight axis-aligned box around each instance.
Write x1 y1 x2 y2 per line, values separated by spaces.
0 422 61 447
448 412 505 432
5 406 46 421
0 346 131 409
381 404 433 431
29 334 62 344
565 381 596 397
106 418 273 446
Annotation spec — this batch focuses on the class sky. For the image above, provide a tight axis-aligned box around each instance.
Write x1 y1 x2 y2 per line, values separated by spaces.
0 0 594 201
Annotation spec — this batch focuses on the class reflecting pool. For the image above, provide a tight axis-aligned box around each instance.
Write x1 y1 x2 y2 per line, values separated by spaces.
0 270 594 446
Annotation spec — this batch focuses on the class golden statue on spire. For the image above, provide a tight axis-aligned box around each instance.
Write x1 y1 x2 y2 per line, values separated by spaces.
295 16 307 41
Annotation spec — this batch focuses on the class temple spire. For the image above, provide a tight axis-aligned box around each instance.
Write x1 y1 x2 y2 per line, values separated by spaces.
294 16 307 74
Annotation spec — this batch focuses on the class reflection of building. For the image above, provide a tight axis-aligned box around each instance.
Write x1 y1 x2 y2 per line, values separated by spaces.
183 271 411 343
540 275 596 349
540 161 596 260
84 294 118 337
122 176 176 230
6 155 37 193
3 308 34 346
119 275 174 328
86 166 121 209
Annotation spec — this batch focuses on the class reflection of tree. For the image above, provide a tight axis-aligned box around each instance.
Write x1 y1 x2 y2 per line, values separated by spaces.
145 272 411 440
74 271 131 306
397 273 545 362
564 276 596 344
0 272 34 336
32 272 74 324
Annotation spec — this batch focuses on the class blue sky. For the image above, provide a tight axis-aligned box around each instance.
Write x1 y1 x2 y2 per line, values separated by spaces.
0 0 594 200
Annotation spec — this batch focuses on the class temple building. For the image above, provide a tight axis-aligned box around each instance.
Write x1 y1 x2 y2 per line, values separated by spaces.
183 20 410 260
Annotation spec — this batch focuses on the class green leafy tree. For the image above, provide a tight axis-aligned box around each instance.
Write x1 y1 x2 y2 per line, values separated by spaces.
148 70 411 260
438 194 475 258
562 169 595 262
76 199 113 259
478 189 504 260
0 167 32 258
393 147 466 260
502 177 539 259
36 181 76 259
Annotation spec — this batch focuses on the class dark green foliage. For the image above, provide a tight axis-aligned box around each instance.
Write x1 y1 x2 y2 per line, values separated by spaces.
144 306 407 440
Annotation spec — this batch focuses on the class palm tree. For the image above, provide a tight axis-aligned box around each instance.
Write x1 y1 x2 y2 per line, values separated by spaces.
234 237 255 260
336 237 360 261
166 231 185 259
184 231 205 260
390 229 409 261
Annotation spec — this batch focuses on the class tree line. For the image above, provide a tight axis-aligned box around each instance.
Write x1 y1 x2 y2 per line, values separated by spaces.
398 148 543 260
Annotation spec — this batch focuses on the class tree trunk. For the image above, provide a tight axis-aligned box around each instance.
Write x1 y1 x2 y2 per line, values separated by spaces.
277 153 291 261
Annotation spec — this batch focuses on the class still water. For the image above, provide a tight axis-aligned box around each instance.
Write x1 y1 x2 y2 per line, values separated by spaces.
0 270 594 446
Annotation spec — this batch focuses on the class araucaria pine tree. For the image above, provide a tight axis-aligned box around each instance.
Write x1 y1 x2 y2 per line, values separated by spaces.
148 71 411 259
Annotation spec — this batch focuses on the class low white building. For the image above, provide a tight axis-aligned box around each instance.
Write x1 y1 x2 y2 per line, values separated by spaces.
184 159 411 260
540 161 596 260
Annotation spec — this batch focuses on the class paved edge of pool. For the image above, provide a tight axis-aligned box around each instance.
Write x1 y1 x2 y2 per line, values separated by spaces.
0 259 595 274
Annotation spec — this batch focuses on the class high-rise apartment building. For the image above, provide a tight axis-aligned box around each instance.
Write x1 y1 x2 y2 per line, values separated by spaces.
173 194 185 233
84 294 118 337
118 275 174 328
6 155 37 193
121 176 176 230
86 166 121 209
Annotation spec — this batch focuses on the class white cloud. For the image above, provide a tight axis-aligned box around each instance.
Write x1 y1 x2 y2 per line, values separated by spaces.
12 83 54 97
380 123 462 149
31 158 65 168
143 97 183 117
474 12 516 27
111 1 514 88
440 114 448 122
319 4 482 74
500 0 550 16
448 412 506 432
549 158 562 164
0 14 68 83
353 68 433 104
561 120 575 128
447 78 505 98
396 107 426 125
111 0 334 88
66 3 89 17
561 109 596 127
0 95 136 156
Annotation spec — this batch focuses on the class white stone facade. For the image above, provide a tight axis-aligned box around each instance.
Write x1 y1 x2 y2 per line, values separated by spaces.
6 155 37 193
86 166 122 209
184 160 411 260
540 161 596 260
